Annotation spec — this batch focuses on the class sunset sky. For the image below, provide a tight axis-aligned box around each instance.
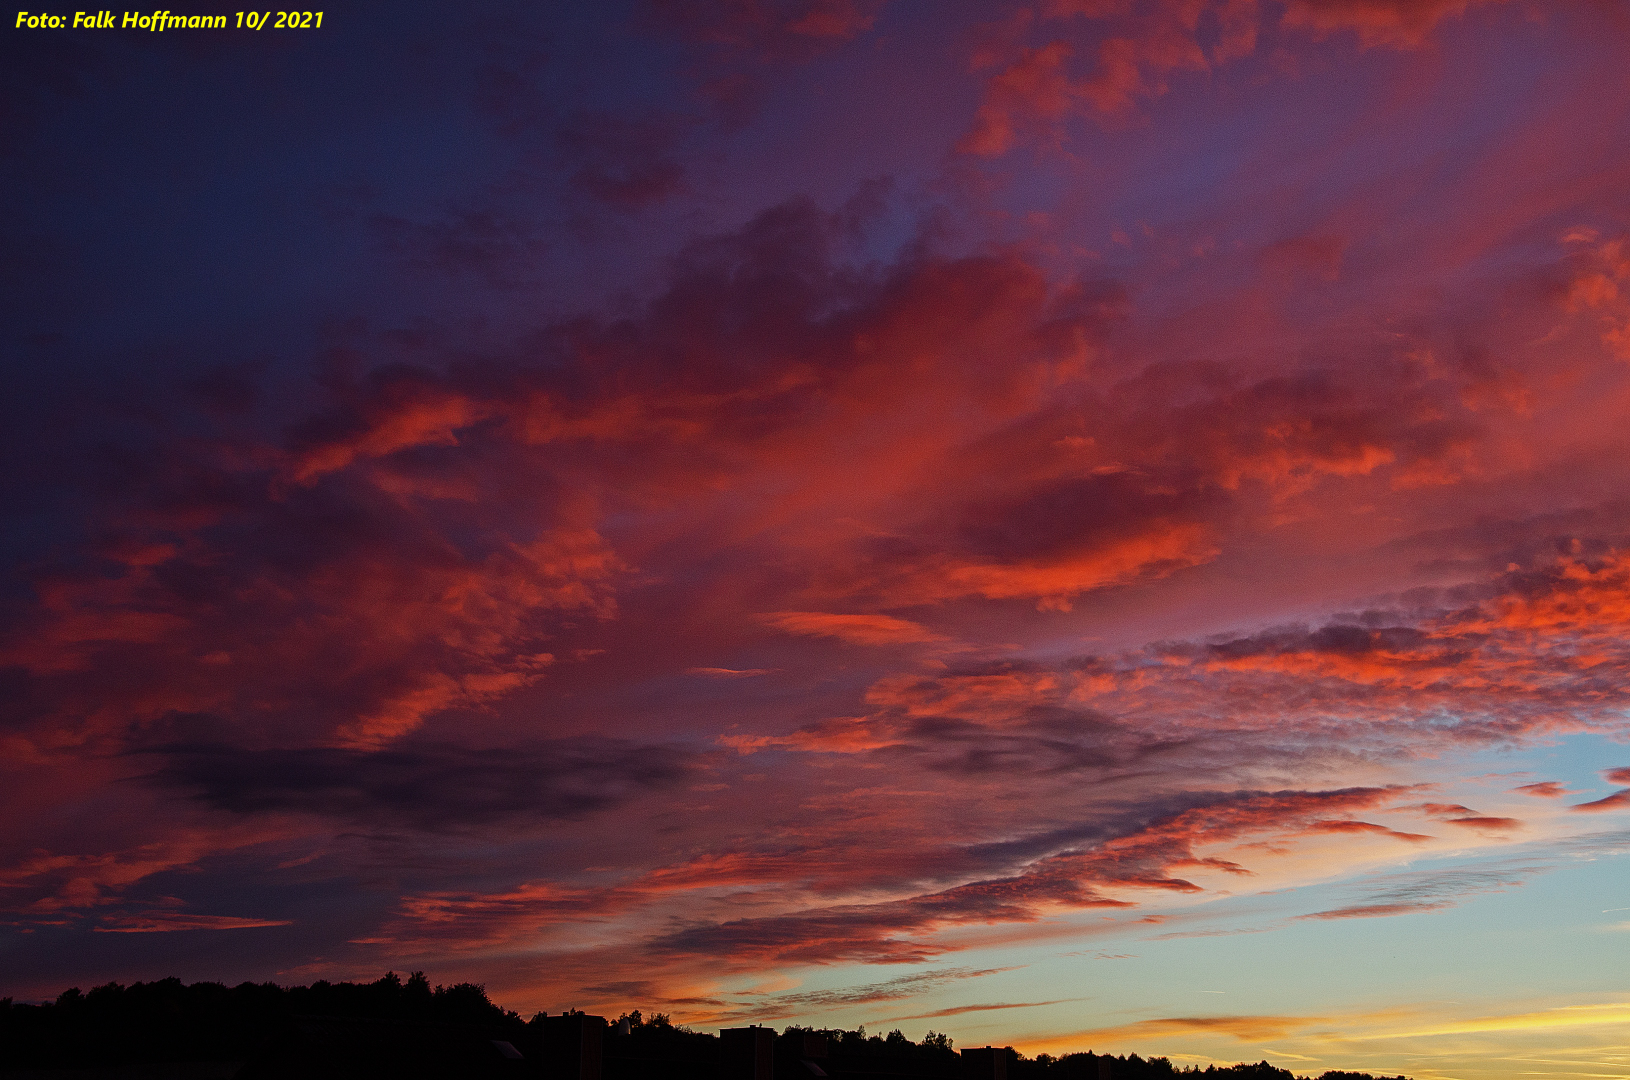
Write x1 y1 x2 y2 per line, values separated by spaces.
3 2 1630 1077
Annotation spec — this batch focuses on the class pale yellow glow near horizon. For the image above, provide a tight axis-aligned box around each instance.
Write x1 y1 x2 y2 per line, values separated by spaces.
1012 999 1630 1079
1356 1001 1630 1040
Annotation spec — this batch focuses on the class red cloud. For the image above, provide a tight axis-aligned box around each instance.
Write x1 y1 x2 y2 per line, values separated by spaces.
961 41 1079 157
1570 789 1630 813
1442 816 1523 833
1415 803 1477 816
641 0 883 57
1305 820 1433 843
286 376 494 484
1512 781 1577 798
960 0 1504 156
1280 0 1503 48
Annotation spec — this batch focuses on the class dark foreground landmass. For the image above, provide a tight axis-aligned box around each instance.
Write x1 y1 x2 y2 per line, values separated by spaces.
0 973 1410 1080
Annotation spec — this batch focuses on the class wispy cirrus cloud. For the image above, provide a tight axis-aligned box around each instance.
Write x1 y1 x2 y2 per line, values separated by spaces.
1298 865 1547 921
95 913 292 933
1055 1014 1327 1045
712 966 1026 1023
871 999 1081 1024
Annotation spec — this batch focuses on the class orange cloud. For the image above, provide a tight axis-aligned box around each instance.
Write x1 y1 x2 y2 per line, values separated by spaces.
877 523 1221 611
1061 1013 1326 1044
1304 820 1434 843
760 611 947 645
1441 815 1522 833
720 716 902 754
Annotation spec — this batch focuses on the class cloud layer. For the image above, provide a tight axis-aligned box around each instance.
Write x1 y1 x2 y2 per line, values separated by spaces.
4 4 1630 1076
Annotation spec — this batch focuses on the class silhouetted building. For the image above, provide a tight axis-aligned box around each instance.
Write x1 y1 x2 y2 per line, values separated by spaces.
962 1046 1017 1080
540 1014 605 1080
721 1026 777 1080
1051 1054 1115 1080
238 1014 533 1079
601 1016 716 1080
774 1030 828 1078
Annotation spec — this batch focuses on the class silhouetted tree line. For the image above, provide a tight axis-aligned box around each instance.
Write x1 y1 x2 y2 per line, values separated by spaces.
762 1026 1406 1080
0 974 1410 1080
0 972 528 1069
775 1024 962 1078
601 1009 722 1079
1014 1057 1410 1080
